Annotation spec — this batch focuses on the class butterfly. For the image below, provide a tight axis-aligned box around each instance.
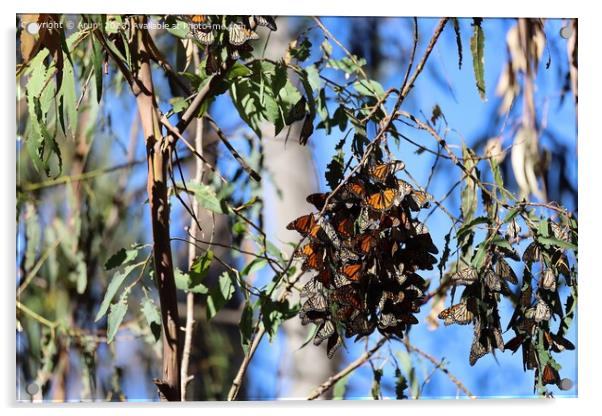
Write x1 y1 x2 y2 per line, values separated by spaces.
469 321 505 366
356 232 378 255
357 208 379 232
364 188 401 212
248 15 277 31
522 242 541 264
542 364 559 386
286 214 327 241
190 29 215 45
326 332 343 359
450 266 478 286
228 23 259 46
378 313 399 329
334 216 355 239
346 313 374 337
407 189 432 211
313 320 336 346
438 299 475 325
495 257 518 284
339 262 363 283
550 221 571 244
366 160 405 183
540 269 557 291
526 299 551 323
330 285 364 310
301 278 323 299
315 268 333 288
484 269 501 292
306 192 330 210
342 180 367 200
294 243 324 271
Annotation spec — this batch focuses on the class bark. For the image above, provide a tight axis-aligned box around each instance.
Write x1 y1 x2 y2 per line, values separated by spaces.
129 24 181 401
261 18 339 399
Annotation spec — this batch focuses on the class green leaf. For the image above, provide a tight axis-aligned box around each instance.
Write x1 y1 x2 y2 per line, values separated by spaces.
169 96 188 113
260 298 298 341
290 37 312 62
206 272 236 319
174 268 209 294
95 262 143 321
395 369 409 399
104 244 145 270
24 203 41 271
140 293 161 342
188 182 229 214
470 18 486 100
327 56 367 75
472 240 489 270
461 144 478 221
456 216 490 241
225 62 252 81
353 79 385 99
92 37 104 103
333 374 351 400
537 237 577 252
190 250 213 287
452 18 463 69
239 301 254 354
241 258 267 277
107 297 128 343
164 17 189 39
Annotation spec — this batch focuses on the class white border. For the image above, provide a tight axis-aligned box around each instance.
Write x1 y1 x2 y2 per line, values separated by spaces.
3 1 599 416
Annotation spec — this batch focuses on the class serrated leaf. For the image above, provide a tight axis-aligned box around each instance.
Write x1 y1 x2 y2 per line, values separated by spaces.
470 18 486 100
107 298 128 343
537 236 577 252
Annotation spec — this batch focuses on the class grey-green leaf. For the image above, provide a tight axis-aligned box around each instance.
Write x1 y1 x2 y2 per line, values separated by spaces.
470 18 486 100
107 298 128 343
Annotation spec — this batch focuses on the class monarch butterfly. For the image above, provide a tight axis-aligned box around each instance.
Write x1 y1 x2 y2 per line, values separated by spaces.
378 290 405 309
469 322 504 366
495 257 518 284
301 278 323 299
301 293 327 313
326 332 342 359
367 160 405 183
335 216 354 239
334 304 356 321
340 262 363 283
190 15 207 23
450 266 478 286
408 189 432 211
343 180 367 200
306 192 330 210
380 312 399 328
287 213 326 241
504 333 526 353
330 285 364 309
484 269 501 292
364 188 400 212
315 268 332 287
249 15 277 31
295 243 324 271
227 23 259 46
357 208 379 232
190 29 215 45
550 221 571 243
314 320 336 346
541 268 557 291
346 313 374 337
438 299 474 325
356 232 378 255
542 364 559 386
527 299 551 323
522 242 541 264
332 272 350 289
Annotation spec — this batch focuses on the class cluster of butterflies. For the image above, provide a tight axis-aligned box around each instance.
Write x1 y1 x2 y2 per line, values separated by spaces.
287 158 438 358
439 219 575 389
182 15 276 74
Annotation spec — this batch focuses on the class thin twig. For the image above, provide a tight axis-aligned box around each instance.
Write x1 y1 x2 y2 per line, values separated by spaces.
307 338 387 400
404 339 476 399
